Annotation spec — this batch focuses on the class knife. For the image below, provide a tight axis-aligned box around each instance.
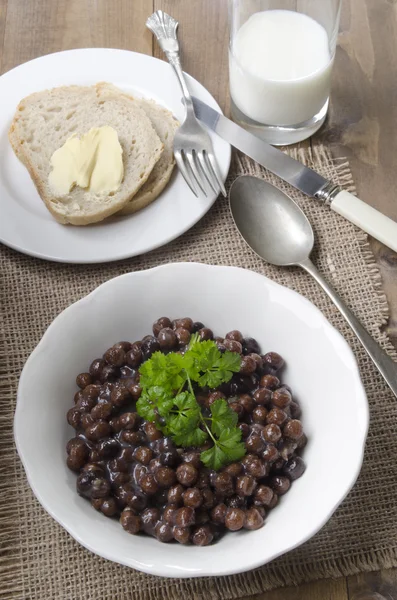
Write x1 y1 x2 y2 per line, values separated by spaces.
192 96 397 254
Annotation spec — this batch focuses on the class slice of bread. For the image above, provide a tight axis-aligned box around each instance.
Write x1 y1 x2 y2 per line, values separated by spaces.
9 86 164 225
96 83 178 215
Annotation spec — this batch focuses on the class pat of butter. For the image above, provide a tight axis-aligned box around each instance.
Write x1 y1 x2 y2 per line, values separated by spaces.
48 126 124 196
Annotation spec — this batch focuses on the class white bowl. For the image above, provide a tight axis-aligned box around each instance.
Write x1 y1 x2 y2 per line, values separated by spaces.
15 263 369 578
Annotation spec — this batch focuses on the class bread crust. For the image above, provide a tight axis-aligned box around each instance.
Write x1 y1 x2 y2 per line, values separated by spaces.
8 85 164 225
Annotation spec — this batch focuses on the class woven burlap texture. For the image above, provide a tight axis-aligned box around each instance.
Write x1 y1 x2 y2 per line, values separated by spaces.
1 148 397 600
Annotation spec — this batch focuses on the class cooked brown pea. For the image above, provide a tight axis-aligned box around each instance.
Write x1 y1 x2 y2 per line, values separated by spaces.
104 346 126 367
76 372 92 389
174 327 191 346
260 374 280 390
245 457 268 478
155 522 174 543
153 317 172 336
254 485 274 507
145 422 163 442
176 463 198 486
91 401 113 420
172 318 194 332
283 456 306 481
192 525 214 546
134 446 153 465
155 467 177 487
211 503 227 524
225 330 243 342
157 327 178 350
140 474 159 495
125 344 143 368
225 508 245 531
252 406 268 424
213 472 234 495
224 462 243 477
270 475 291 495
272 388 292 409
182 487 203 509
198 327 214 341
168 484 185 505
244 508 264 530
253 388 272 405
223 339 243 353
67 408 81 429
245 434 265 454
120 508 141 534
101 497 119 517
262 352 284 371
174 506 195 528
262 424 282 443
266 407 288 426
236 475 257 497
163 504 178 525
173 526 191 544
283 419 303 440
85 420 111 442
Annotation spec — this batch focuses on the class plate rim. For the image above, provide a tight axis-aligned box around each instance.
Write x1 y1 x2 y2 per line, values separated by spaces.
14 262 369 578
0 48 231 264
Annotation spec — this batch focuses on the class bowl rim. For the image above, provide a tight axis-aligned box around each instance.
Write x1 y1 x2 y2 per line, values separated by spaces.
14 262 369 577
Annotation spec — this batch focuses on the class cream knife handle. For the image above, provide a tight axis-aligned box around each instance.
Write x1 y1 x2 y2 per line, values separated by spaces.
330 190 397 253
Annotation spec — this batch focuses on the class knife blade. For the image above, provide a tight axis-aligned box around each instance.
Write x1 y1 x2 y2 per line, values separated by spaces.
192 97 330 198
191 96 397 254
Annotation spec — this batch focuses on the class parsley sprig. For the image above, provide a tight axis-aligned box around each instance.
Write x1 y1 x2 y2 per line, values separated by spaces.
136 334 245 470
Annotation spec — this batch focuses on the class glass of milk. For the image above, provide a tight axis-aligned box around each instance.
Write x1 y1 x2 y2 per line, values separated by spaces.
229 0 342 145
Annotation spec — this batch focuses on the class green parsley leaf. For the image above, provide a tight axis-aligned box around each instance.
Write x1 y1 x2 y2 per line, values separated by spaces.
137 335 246 470
136 394 156 422
210 398 238 437
200 428 246 470
136 386 171 422
200 443 228 471
186 339 221 376
219 350 242 380
156 396 175 418
199 349 241 388
139 352 186 392
139 352 168 389
184 339 241 388
163 353 186 390
167 392 201 435
172 427 208 448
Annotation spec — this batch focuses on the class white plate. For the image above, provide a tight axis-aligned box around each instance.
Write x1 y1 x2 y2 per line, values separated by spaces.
15 263 369 578
0 49 231 263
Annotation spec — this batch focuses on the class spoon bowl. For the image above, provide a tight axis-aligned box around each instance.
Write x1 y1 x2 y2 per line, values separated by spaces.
229 176 314 266
229 174 397 400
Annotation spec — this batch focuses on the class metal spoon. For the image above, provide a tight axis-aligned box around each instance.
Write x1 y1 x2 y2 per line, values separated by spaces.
229 175 397 399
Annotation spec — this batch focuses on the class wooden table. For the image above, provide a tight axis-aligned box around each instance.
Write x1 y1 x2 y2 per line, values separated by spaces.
1 0 396 598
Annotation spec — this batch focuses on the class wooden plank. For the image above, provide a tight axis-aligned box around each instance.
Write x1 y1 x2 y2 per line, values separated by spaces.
315 0 397 339
153 0 229 111
242 577 348 600
347 568 397 599
86 0 152 53
0 0 8 74
1 0 152 75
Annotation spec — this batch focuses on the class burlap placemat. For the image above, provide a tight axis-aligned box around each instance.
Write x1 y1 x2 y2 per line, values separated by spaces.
1 147 397 600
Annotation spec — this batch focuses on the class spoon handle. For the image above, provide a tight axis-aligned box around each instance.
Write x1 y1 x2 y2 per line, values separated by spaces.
300 257 397 399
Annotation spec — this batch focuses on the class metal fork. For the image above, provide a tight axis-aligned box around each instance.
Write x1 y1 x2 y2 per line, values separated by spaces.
146 11 226 198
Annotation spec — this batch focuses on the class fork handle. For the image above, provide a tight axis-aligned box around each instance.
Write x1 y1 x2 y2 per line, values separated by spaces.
146 11 193 108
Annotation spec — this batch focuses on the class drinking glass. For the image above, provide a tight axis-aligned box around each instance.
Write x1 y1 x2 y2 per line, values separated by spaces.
229 0 342 145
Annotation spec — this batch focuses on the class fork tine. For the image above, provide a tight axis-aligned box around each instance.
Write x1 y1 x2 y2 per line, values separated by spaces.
196 151 218 194
185 151 207 196
205 151 227 197
174 149 198 197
